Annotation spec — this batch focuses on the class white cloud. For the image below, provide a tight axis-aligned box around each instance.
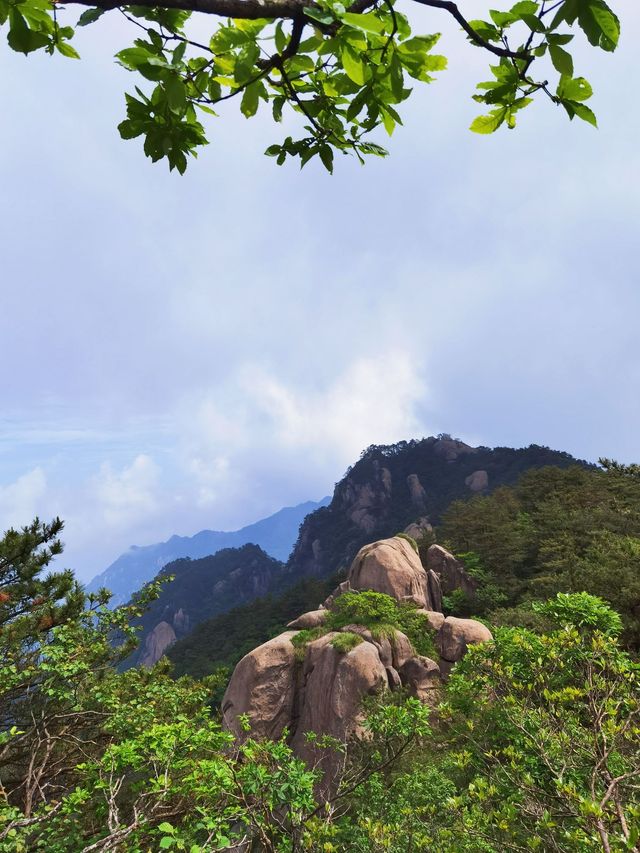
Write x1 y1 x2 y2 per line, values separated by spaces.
178 351 429 522
93 454 161 527
0 468 48 531
242 352 426 461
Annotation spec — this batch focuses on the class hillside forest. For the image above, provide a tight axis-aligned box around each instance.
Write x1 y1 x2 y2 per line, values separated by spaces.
0 449 639 851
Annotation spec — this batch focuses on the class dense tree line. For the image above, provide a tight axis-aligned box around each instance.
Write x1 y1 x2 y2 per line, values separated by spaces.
438 464 640 648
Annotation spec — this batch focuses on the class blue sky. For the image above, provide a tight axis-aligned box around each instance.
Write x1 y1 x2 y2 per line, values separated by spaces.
1 6 638 581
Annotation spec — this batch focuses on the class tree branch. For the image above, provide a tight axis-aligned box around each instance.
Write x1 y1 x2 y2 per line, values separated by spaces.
61 0 317 21
410 0 530 59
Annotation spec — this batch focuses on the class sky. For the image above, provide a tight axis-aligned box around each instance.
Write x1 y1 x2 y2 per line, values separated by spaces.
1 4 638 582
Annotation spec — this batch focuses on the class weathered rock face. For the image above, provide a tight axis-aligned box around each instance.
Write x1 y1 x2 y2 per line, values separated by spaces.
287 609 328 630
426 544 478 598
348 537 430 608
399 656 441 704
222 631 298 741
437 616 493 664
403 517 433 541
406 474 427 509
465 469 489 492
414 609 446 633
292 634 388 790
139 621 177 668
173 607 190 634
340 460 394 535
432 437 477 461
427 569 443 613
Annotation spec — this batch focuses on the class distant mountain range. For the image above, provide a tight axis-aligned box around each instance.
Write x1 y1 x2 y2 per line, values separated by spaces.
86 498 330 606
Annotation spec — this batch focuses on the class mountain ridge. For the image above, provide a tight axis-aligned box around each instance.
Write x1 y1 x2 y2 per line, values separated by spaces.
86 497 330 606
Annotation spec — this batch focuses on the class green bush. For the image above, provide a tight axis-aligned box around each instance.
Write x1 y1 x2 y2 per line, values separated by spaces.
291 627 329 660
327 591 439 660
327 591 401 631
331 632 364 654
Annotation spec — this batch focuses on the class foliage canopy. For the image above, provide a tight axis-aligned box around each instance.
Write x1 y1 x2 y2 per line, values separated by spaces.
0 0 621 171
1 517 638 852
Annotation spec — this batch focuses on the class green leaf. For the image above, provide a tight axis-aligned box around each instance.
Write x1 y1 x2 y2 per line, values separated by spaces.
158 823 175 834
558 75 592 102
7 8 46 54
549 44 573 76
117 47 153 70
304 7 334 26
470 109 507 134
467 19 501 42
56 40 80 59
319 144 334 173
588 0 619 47
341 43 367 85
489 9 517 28
571 102 598 126
159 838 174 849
521 14 546 32
381 107 396 136
77 8 106 26
510 0 538 14
240 81 260 118
341 12 385 34
166 76 187 112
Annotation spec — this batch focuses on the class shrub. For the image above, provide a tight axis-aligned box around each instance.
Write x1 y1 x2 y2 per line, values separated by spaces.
328 591 439 660
291 627 329 660
327 591 400 631
331 632 363 654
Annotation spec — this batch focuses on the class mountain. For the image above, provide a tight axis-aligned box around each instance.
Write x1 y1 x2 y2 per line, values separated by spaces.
285 436 588 580
128 544 286 668
146 436 587 671
86 498 329 606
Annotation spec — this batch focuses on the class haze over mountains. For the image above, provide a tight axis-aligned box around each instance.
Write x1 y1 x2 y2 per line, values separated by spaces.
86 498 330 606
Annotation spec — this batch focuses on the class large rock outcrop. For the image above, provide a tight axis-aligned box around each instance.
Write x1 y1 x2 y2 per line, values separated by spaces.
221 535 493 792
465 469 489 492
403 517 433 541
222 631 298 741
437 616 493 664
406 474 427 509
347 537 436 609
139 621 176 668
291 634 389 789
426 544 478 598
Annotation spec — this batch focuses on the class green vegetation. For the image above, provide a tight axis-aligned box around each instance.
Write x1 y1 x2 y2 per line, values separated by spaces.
1 518 638 851
327 590 438 658
128 543 285 667
317 592 640 852
330 631 363 654
440 463 640 648
168 574 337 677
1 0 621 171
395 532 419 553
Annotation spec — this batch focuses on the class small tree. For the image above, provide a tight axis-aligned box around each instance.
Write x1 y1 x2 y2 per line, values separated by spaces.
441 593 640 852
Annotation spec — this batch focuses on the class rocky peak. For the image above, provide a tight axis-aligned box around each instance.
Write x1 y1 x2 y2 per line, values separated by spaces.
221 537 492 792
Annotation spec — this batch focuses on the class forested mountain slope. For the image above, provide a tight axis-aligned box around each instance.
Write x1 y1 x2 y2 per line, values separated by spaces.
286 436 587 580
166 439 594 676
439 463 640 646
126 544 286 667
